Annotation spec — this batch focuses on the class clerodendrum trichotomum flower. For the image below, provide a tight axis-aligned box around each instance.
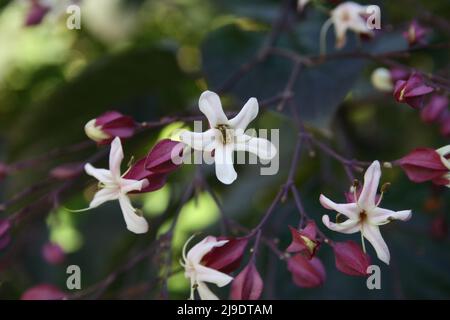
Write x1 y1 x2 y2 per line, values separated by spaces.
320 161 412 265
393 73 434 109
180 90 277 185
84 137 149 234
320 1 374 53
84 111 136 145
181 235 233 300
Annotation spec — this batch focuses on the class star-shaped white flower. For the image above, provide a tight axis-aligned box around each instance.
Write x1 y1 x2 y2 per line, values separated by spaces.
319 161 412 264
84 137 149 234
180 90 277 185
181 235 233 300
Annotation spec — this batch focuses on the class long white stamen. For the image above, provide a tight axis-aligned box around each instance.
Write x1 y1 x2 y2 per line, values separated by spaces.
182 234 196 264
320 17 333 56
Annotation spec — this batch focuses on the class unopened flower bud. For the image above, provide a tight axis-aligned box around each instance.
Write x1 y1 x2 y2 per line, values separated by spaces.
287 254 326 288
333 241 371 276
394 73 434 109
403 20 428 46
84 111 136 145
371 68 393 92
421 95 448 124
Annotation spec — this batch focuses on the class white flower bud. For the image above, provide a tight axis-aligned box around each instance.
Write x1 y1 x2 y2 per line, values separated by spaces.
371 68 393 92
84 119 110 142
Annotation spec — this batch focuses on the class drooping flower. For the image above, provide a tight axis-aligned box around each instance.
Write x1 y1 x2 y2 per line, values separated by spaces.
393 73 434 109
230 262 263 300
21 284 66 300
84 111 136 145
42 242 65 265
287 254 326 288
84 137 150 234
286 221 321 259
181 235 233 300
399 146 450 187
201 237 249 274
321 1 374 53
180 91 277 185
333 241 371 276
320 161 412 264
403 20 428 46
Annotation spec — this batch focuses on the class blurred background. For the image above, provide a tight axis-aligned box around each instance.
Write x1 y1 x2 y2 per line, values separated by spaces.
0 0 449 299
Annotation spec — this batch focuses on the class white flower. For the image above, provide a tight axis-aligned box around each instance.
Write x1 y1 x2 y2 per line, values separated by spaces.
319 161 412 265
321 1 373 53
181 235 233 300
84 137 149 234
437 145 450 187
180 90 277 185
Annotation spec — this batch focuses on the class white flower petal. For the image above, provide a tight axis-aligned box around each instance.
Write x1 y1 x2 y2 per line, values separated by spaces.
195 264 233 287
228 97 259 130
180 129 217 151
199 91 229 127
196 281 219 300
84 163 114 184
235 135 277 160
362 224 390 265
331 2 372 49
89 188 119 208
358 161 381 210
319 194 360 220
118 195 148 234
109 137 124 179
120 178 146 194
322 215 360 234
214 144 237 185
332 19 348 49
84 163 113 184
369 208 412 225
187 237 228 265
